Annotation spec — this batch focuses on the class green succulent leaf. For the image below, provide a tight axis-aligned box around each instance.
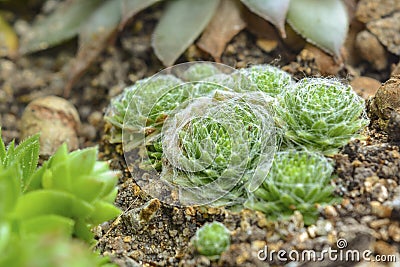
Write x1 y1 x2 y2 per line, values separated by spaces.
152 0 220 66
286 0 349 57
240 0 290 36
20 0 103 54
19 215 75 236
13 134 40 186
0 165 20 219
13 190 94 221
0 232 116 267
90 201 122 225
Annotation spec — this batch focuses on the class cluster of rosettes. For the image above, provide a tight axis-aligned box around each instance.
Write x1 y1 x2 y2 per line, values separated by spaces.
105 62 368 223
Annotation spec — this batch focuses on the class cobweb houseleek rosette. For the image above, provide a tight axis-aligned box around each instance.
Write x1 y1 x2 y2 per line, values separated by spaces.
245 150 339 225
275 78 369 154
239 64 294 97
105 74 183 144
160 91 277 206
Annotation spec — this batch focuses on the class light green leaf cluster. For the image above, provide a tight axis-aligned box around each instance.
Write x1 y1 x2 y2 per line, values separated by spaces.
245 150 339 225
240 64 294 97
276 77 369 155
0 130 120 266
106 62 368 222
192 221 230 259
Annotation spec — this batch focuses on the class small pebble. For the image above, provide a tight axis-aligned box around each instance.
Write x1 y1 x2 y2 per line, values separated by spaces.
355 30 388 70
371 201 392 218
369 218 391 229
350 76 381 100
20 95 80 155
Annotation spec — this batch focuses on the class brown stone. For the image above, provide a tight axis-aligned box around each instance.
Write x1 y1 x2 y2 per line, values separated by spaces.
355 30 388 70
367 12 400 55
20 95 80 155
351 76 382 99
356 0 400 23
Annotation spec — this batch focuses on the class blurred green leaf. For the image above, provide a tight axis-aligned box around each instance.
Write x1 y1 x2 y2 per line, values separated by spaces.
90 201 121 225
152 0 219 66
19 0 103 54
287 0 349 57
13 190 94 220
19 215 75 236
0 14 18 57
240 0 290 37
13 134 40 186
0 165 20 219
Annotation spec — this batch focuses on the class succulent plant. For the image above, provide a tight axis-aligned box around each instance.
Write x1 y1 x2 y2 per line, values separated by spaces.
106 62 369 209
245 150 339 225
0 130 119 265
160 92 276 206
15 143 121 242
239 64 294 97
192 221 231 259
276 77 369 155
105 74 183 144
1 0 350 93
1 232 116 267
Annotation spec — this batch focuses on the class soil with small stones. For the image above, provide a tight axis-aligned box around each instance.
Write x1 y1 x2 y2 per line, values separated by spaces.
1 2 400 267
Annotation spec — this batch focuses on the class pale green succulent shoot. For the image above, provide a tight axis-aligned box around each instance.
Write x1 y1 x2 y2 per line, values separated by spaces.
0 130 119 265
276 78 369 155
245 150 338 225
240 64 293 97
182 62 222 81
192 221 230 259
105 74 183 143
107 62 368 209
1 232 116 267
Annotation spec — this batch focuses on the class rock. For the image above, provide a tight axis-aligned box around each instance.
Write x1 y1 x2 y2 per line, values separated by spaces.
387 111 400 142
369 218 390 229
370 201 392 218
355 30 388 70
350 76 381 99
392 60 400 76
256 39 278 53
324 205 338 218
388 223 400 242
356 0 400 23
283 44 343 77
367 12 400 55
369 75 400 128
20 95 80 155
373 240 397 256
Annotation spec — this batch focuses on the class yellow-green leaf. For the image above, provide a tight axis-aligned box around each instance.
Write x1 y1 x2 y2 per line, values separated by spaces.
0 14 18 57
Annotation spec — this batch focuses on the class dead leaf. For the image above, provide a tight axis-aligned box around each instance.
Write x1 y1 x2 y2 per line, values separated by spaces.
197 0 246 62
64 0 121 96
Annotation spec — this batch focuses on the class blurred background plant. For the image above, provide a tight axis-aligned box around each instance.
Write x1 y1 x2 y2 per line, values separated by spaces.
0 0 350 94
0 129 120 266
